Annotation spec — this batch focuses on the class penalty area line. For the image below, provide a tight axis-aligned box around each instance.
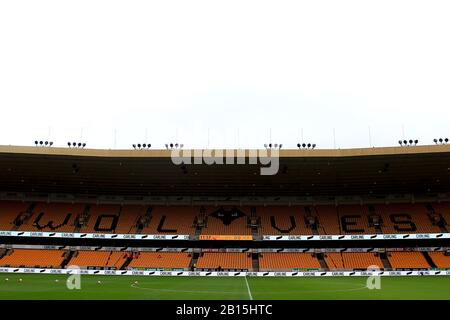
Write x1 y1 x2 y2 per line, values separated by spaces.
244 276 253 300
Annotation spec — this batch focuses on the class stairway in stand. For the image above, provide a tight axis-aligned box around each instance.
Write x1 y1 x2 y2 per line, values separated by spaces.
317 253 329 270
252 253 259 272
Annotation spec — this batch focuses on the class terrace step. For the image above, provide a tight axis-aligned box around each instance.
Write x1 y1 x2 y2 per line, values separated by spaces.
380 252 392 269
422 251 437 268
135 206 153 234
73 205 91 233
317 253 329 270
61 250 75 268
425 203 448 233
190 252 200 271
368 205 383 234
119 253 134 270
252 252 259 271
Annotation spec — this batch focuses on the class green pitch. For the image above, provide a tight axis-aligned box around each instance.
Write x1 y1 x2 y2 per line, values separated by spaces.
0 274 449 300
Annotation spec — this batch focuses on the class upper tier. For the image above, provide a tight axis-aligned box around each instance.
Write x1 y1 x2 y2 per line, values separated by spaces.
1 201 448 236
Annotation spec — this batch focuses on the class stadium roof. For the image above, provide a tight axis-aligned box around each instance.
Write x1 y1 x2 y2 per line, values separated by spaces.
0 145 450 197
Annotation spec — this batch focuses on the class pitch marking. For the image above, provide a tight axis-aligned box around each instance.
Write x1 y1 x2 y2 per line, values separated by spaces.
244 276 253 300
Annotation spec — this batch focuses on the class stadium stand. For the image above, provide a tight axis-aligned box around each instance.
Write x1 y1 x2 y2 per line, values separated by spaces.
113 205 147 234
195 252 252 270
257 207 313 235
69 251 128 269
314 206 342 235
324 252 383 269
78 204 123 233
323 252 345 269
17 202 85 232
201 206 252 235
259 252 321 270
0 249 65 268
0 246 447 271
141 206 198 235
428 252 450 269
431 202 450 231
337 205 377 234
1 145 450 282
128 252 192 270
341 252 383 269
374 204 441 234
0 201 30 230
387 252 430 269
1 201 449 235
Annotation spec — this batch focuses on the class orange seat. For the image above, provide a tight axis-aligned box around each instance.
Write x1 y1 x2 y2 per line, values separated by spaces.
69 251 127 268
257 207 313 235
387 252 430 269
196 252 252 270
0 249 65 268
0 201 30 230
324 252 383 269
201 206 251 235
428 252 450 268
259 253 320 270
128 252 191 269
141 206 198 235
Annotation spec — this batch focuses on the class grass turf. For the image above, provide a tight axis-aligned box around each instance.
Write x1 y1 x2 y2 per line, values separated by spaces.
0 274 449 300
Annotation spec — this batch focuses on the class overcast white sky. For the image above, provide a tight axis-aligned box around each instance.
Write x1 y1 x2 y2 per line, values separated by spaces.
0 0 449 150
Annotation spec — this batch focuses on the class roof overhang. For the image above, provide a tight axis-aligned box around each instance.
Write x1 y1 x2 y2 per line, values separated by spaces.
0 145 450 197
